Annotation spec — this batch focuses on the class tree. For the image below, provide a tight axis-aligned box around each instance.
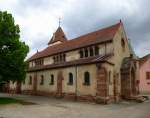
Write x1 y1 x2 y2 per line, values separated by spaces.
0 11 29 83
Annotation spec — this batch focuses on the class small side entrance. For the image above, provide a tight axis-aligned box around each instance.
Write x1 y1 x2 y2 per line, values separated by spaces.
56 71 63 98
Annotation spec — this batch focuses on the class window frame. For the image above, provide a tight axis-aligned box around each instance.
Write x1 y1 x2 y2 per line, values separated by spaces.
40 75 44 85
121 38 125 52
95 46 99 55
49 74 54 85
83 71 90 86
85 48 88 57
146 72 150 80
89 47 94 56
29 76 32 85
79 50 84 58
68 72 73 85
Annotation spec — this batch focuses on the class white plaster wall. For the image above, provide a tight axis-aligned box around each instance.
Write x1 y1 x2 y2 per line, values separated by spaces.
22 73 34 90
44 57 53 65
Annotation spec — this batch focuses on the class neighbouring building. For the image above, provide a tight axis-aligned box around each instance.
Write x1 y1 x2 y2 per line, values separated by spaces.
10 21 139 103
139 54 150 94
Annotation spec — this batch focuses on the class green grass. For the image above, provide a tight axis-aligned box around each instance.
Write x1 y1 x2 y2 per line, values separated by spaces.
0 97 20 105
0 97 35 105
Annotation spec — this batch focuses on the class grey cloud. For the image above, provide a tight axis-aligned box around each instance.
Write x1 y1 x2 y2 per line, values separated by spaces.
13 0 65 17
61 0 150 57
29 35 49 52
1 0 150 57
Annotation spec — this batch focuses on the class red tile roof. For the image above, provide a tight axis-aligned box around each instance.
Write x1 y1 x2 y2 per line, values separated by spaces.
27 53 113 72
139 54 150 66
27 22 121 62
48 27 67 45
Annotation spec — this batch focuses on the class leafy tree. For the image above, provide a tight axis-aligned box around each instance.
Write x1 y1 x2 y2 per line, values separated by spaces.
0 11 29 83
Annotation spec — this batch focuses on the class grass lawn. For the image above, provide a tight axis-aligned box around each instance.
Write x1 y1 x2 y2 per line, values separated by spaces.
0 97 35 105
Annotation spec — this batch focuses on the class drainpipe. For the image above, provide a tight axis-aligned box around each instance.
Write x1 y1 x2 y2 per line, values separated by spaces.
75 64 78 101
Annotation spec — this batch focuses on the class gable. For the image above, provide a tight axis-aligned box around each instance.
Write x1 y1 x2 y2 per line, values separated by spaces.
140 54 150 67
113 22 135 57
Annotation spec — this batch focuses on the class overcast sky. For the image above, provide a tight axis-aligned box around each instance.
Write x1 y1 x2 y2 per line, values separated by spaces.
0 0 150 58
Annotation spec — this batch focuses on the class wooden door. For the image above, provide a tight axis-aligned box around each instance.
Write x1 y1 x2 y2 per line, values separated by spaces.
56 71 63 97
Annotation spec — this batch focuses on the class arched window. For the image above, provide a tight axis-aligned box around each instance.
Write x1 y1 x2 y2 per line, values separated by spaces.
29 76 32 85
84 72 90 85
121 38 125 51
95 46 99 55
90 47 94 56
50 74 54 85
79 50 84 58
68 73 73 85
40 75 44 85
85 48 88 57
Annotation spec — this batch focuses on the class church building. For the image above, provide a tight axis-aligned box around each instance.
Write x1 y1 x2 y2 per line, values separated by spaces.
11 21 139 103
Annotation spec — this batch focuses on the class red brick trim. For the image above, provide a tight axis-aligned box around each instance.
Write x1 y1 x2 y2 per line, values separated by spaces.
20 90 116 104
63 93 76 100
35 91 56 97
77 95 95 102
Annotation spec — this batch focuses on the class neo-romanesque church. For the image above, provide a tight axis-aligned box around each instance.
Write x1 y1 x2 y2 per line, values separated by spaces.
10 21 139 103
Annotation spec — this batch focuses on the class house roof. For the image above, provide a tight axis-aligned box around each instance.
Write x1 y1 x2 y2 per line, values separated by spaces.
48 27 67 45
27 53 113 72
27 22 121 62
139 54 150 66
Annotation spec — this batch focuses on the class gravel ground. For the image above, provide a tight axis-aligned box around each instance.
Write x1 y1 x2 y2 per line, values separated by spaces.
0 93 150 118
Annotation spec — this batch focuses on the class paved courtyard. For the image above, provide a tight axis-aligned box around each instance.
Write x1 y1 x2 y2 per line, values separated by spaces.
0 93 150 118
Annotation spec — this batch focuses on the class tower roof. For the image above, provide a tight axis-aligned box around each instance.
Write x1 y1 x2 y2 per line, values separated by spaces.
48 27 67 45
